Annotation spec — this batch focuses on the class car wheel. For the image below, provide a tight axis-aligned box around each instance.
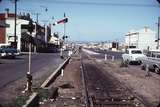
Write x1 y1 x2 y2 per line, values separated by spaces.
138 60 142 65
154 67 160 74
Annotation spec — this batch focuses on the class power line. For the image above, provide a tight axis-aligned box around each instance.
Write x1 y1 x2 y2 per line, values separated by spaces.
4 0 160 7
27 0 160 8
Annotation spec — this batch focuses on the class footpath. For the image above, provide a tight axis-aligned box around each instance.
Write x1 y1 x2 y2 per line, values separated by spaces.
40 52 83 107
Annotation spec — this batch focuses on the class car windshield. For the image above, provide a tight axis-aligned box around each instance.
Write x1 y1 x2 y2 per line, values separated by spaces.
131 50 142 54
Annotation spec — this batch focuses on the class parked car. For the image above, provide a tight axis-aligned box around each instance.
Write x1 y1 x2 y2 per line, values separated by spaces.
122 48 146 64
0 46 18 58
141 50 160 74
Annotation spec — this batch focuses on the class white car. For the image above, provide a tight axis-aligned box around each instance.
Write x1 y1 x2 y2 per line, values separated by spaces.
141 50 160 74
122 48 146 64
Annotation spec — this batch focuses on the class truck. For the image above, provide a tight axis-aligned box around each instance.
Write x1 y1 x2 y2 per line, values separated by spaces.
122 48 146 64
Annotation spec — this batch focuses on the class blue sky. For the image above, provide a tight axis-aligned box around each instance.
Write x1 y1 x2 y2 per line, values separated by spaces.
0 0 160 42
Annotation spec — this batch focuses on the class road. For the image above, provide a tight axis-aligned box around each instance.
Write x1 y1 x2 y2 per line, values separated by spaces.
86 48 123 60
0 52 64 89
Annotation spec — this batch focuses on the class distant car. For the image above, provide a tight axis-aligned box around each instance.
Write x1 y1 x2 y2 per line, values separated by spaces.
122 48 146 64
0 47 18 58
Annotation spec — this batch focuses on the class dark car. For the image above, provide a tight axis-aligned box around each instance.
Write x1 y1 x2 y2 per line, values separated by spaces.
0 47 18 58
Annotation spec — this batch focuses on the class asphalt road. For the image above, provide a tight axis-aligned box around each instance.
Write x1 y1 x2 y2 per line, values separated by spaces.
0 52 64 89
87 48 123 60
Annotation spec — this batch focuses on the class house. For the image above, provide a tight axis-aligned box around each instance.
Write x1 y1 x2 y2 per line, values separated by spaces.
125 27 156 50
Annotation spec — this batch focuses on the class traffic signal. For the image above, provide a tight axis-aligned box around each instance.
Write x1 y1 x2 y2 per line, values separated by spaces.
28 20 34 33
64 18 68 23
62 36 68 40
62 36 65 40
53 18 68 26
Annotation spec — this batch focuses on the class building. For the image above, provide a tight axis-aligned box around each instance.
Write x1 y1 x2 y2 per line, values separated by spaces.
0 12 51 52
49 33 60 46
125 27 156 50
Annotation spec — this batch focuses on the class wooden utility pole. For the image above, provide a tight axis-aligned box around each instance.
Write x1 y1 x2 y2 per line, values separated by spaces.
14 0 17 48
157 17 160 49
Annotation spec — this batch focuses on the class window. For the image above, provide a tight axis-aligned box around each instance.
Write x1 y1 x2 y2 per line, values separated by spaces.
126 50 129 54
131 50 142 54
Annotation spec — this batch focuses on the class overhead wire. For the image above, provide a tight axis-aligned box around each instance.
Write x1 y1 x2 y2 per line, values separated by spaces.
24 0 160 8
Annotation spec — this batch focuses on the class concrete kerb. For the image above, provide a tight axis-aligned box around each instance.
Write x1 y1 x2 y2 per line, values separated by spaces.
22 92 39 107
41 56 71 88
22 57 71 107
22 49 78 107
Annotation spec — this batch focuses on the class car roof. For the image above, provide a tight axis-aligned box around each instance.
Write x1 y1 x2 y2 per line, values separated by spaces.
149 49 160 52
127 48 142 51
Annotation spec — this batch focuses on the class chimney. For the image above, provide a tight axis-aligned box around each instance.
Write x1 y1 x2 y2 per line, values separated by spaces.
5 8 9 18
144 26 148 32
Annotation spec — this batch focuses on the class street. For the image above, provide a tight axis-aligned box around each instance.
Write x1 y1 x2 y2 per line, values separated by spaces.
86 48 123 60
0 53 64 89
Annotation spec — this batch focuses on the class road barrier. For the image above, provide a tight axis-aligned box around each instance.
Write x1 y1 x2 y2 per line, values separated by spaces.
41 56 71 88
22 48 78 107
22 57 71 107
22 93 39 107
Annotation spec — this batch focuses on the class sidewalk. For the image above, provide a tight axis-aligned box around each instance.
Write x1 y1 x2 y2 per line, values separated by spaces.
40 52 83 107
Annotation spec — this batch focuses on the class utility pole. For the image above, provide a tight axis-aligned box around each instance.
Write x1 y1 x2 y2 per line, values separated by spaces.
32 12 40 24
157 17 160 49
36 13 40 23
32 12 40 53
60 13 66 59
14 0 17 48
64 13 66 41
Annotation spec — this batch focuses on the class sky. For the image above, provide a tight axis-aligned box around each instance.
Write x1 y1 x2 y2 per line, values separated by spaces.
0 0 160 42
